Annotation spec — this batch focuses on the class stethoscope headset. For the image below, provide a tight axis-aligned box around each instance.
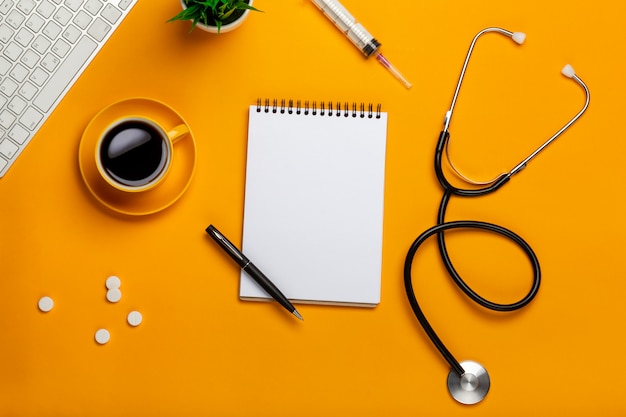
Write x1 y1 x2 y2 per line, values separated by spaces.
403 27 590 405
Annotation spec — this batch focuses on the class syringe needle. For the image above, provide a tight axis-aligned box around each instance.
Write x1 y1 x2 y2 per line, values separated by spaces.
376 53 412 89
311 0 412 89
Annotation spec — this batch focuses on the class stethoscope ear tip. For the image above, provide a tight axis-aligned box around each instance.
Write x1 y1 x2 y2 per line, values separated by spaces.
511 31 526 45
447 360 490 405
561 64 576 78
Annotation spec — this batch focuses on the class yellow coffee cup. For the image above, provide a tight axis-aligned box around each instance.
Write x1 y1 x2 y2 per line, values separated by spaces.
95 117 189 193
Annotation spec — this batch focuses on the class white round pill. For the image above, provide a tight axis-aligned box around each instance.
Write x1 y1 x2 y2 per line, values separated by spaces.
106 288 122 303
38 296 54 312
95 329 110 345
105 275 121 290
127 311 143 327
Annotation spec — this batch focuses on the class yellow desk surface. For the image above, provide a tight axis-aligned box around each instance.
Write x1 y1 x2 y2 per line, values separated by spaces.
1 1 625 415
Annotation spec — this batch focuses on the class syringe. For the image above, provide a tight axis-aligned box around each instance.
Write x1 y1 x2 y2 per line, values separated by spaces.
310 0 412 89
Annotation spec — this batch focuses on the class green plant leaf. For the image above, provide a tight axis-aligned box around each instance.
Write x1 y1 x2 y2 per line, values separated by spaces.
167 0 261 32
232 0 260 12
166 4 201 22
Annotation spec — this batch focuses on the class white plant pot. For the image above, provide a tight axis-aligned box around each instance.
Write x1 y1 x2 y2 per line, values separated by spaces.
179 0 253 33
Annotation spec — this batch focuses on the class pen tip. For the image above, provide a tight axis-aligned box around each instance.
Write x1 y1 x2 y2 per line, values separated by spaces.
293 309 304 321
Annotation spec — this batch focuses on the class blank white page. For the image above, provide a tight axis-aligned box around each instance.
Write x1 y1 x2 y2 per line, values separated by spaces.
240 103 387 306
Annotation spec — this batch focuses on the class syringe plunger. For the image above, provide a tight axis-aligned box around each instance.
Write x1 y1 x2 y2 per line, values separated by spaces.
311 0 381 56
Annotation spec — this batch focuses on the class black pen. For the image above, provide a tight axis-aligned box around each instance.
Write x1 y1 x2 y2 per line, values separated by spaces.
205 224 303 321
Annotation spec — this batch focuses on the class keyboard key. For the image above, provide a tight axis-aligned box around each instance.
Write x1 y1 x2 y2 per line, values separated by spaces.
0 23 14 43
53 6 72 25
0 56 10 74
8 123 29 144
29 67 48 86
51 38 70 57
101 4 122 24
25 12 45 32
16 0 35 14
84 0 103 15
0 0 13 15
0 77 18 96
33 35 96 112
119 0 133 10
41 52 60 72
3 41 22 60
73 10 92 30
9 62 28 82
42 20 62 39
8 96 26 114
6 10 26 29
36 0 56 19
0 157 7 172
8 125 28 145
0 109 16 129
86 17 110 42
20 49 39 68
62 24 81 43
18 80 37 100
19 106 43 130
64 0 84 12
0 138 19 158
14 27 34 47
32 35 51 54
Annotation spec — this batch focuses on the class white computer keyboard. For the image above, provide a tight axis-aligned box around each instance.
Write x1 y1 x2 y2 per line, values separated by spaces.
0 0 138 177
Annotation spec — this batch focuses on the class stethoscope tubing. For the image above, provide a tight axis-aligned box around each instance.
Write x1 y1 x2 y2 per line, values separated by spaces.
404 27 590 402
403 177 542 377
434 131 511 196
404 129 542 378
435 190 541 312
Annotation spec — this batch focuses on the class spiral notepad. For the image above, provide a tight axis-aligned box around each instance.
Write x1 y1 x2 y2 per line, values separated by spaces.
240 99 388 306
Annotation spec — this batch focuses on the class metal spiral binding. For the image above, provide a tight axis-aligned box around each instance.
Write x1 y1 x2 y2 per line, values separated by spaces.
255 99 382 118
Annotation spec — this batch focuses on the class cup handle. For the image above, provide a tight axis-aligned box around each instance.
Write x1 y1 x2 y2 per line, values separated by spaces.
167 124 189 144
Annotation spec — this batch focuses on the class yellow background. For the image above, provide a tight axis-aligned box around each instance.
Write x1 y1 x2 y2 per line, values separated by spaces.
1 0 624 415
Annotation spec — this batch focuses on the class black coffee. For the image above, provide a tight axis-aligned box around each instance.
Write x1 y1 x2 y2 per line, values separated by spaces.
99 120 168 187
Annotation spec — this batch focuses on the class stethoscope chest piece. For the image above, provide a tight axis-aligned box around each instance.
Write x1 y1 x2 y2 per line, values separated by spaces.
447 361 490 405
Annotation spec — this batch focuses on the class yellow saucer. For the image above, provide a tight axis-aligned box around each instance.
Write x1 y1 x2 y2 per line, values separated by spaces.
78 98 197 216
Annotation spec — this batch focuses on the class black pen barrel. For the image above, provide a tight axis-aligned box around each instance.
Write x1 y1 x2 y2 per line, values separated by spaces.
244 262 295 313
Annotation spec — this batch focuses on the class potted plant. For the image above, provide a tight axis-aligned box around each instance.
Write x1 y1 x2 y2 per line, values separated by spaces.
168 0 260 34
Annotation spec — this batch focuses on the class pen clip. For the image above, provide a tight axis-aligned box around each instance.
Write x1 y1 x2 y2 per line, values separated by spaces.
207 225 246 264
217 233 244 262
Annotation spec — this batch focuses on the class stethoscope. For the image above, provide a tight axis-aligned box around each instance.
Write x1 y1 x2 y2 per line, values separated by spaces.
403 27 590 405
